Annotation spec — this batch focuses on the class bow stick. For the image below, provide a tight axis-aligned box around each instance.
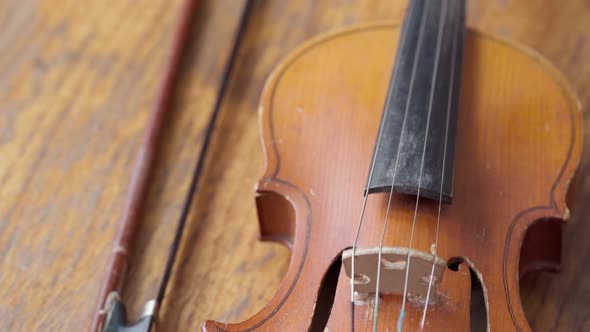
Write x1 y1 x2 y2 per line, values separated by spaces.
88 0 200 330
90 1 251 331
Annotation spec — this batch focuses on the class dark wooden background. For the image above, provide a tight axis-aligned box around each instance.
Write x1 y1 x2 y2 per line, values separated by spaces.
0 0 588 331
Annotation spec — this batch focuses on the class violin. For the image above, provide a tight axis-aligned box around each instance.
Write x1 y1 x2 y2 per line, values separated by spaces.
200 0 582 331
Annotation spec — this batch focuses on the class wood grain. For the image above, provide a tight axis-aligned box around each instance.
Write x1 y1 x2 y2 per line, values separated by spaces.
201 22 581 331
0 0 247 330
0 0 588 331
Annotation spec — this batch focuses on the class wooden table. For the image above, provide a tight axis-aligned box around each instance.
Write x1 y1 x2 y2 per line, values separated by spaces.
1 0 588 331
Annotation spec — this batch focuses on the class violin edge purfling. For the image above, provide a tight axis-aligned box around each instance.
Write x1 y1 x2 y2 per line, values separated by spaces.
202 18 582 331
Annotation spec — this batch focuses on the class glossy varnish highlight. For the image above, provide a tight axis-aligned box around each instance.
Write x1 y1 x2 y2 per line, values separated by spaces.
203 24 582 331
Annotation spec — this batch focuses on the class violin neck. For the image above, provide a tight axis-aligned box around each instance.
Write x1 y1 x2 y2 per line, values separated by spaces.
367 0 466 203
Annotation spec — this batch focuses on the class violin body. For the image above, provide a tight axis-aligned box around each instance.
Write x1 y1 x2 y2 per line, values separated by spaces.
203 23 581 331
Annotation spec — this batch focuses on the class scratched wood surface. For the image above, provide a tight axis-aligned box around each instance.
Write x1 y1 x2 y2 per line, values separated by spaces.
0 1 588 331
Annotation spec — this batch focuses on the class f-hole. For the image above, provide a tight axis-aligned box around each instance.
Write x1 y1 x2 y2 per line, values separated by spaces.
308 252 343 332
447 257 488 332
469 268 487 332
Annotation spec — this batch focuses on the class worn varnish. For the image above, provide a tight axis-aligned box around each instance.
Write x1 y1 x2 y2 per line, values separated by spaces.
201 22 582 331
0 0 589 331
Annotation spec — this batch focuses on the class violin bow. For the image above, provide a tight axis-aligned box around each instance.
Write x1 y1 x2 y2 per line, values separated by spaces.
89 0 253 331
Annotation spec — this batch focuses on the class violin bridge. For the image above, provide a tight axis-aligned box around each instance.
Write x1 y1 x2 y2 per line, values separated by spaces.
342 247 446 303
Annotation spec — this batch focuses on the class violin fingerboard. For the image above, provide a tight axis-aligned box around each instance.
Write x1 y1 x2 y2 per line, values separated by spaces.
367 0 465 204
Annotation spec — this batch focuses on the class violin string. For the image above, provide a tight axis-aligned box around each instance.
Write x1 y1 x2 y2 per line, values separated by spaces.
397 1 448 331
349 111 386 332
420 6 458 327
349 0 414 329
371 1 431 331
